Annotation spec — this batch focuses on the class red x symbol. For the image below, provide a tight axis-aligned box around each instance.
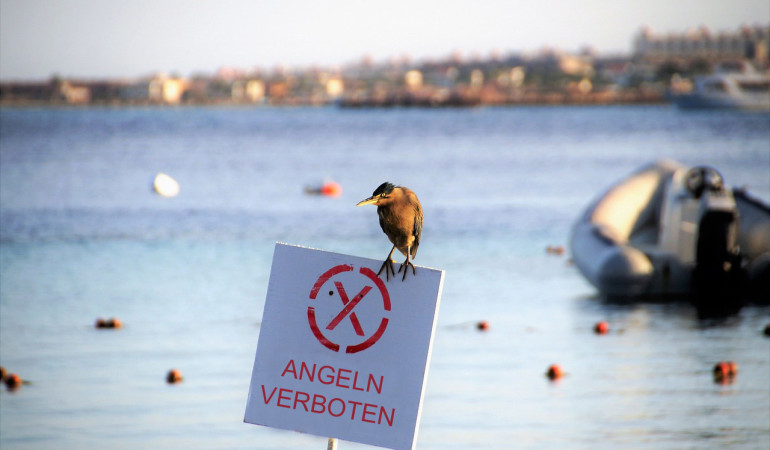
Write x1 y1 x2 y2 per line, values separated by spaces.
326 282 372 335
308 264 391 353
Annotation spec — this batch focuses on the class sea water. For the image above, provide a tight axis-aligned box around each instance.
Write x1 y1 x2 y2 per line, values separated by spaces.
1 106 769 449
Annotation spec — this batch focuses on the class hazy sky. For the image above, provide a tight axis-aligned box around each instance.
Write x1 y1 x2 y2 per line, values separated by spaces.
1 0 768 80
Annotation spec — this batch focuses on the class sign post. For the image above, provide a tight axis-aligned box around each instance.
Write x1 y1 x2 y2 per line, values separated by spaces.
244 243 444 450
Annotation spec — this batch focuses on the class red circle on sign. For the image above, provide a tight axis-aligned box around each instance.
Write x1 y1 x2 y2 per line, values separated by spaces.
308 264 391 353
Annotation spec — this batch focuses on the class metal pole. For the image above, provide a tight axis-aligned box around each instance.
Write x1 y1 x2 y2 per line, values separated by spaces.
327 437 338 450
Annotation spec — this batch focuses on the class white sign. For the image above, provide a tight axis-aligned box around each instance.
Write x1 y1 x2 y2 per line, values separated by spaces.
244 243 444 450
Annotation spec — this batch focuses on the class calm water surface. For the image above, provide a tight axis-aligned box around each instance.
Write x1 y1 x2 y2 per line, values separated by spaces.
1 106 769 449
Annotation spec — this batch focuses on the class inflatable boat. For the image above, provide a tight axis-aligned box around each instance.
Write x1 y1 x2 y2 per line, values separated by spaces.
570 160 770 309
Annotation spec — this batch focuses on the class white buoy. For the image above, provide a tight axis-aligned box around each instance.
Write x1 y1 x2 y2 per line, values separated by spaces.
153 172 180 198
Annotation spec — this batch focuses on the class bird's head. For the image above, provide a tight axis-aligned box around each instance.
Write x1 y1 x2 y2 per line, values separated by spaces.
356 182 396 207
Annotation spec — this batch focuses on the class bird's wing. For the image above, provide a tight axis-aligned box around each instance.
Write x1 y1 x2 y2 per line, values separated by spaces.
411 199 423 258
377 208 387 235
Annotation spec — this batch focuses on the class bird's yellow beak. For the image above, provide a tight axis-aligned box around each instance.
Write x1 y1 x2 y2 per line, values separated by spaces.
356 195 379 207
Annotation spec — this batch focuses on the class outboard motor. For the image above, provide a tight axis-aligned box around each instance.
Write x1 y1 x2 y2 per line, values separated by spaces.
659 166 743 315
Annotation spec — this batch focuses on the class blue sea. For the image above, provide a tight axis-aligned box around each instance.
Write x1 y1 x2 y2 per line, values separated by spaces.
1 106 769 449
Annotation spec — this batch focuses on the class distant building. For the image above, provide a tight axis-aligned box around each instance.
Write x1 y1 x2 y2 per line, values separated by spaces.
118 81 151 103
246 80 266 102
325 78 344 98
633 25 769 66
149 76 187 104
230 79 265 103
404 70 423 90
469 69 484 89
558 53 594 77
0 81 54 103
59 82 91 104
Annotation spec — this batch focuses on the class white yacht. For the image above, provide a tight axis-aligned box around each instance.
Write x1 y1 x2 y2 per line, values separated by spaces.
670 62 770 110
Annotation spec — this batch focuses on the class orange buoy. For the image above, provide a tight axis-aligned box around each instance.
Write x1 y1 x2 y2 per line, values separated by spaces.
95 317 122 329
546 245 565 255
320 181 343 198
4 373 22 391
546 364 563 380
476 320 490 331
167 369 183 384
713 361 729 376
594 321 609 335
0 366 6 381
713 361 737 384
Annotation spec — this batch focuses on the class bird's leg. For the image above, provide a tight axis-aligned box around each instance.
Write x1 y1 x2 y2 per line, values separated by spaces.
378 245 397 281
397 246 417 281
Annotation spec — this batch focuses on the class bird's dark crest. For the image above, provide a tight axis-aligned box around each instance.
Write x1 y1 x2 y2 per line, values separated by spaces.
373 182 396 196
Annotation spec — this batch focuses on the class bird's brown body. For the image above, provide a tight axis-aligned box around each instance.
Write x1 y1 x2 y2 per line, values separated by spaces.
357 182 423 281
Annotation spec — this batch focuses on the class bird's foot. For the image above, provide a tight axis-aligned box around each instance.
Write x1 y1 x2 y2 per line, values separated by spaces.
397 261 416 281
378 258 397 281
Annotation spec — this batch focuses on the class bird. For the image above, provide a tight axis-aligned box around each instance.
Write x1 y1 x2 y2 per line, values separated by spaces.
357 182 423 281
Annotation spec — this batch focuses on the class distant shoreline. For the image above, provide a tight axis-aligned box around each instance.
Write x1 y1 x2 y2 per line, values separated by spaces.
0 93 667 109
